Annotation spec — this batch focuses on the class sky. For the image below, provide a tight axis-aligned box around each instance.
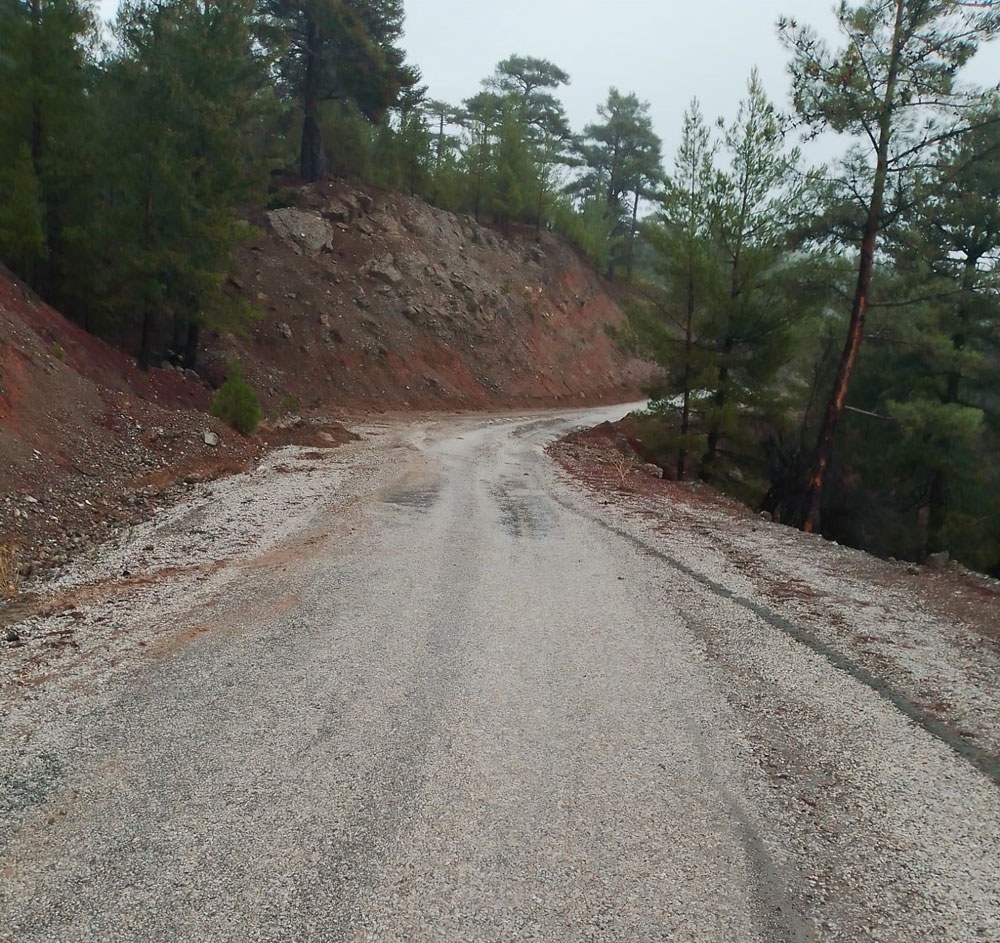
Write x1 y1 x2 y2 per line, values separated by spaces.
96 0 1000 168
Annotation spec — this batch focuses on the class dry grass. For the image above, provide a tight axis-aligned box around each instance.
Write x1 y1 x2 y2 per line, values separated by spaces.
609 451 637 491
0 544 19 599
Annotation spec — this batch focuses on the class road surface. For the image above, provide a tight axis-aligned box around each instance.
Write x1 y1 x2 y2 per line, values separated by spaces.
2 406 999 942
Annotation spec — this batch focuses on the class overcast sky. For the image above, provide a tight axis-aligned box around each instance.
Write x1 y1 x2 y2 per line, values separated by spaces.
97 0 1000 168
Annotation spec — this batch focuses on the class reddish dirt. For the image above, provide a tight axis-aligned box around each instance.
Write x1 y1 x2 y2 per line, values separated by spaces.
0 269 263 585
206 180 650 413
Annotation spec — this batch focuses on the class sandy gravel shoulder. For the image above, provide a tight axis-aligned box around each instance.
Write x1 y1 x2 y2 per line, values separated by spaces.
0 421 411 736
548 427 1000 779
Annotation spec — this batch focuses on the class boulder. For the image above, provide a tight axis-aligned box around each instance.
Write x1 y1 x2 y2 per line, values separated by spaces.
265 208 332 257
365 259 404 286
926 550 950 570
322 200 352 224
203 431 220 447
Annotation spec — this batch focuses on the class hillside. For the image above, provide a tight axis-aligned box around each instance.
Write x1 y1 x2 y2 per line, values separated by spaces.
0 184 647 584
205 181 647 409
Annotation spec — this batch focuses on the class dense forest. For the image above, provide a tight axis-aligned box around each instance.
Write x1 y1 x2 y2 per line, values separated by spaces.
2 0 1000 570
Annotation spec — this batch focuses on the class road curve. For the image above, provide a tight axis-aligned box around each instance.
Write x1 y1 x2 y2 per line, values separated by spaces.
2 406 998 942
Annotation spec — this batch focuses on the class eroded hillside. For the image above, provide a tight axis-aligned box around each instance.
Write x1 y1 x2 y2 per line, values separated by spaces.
207 181 648 409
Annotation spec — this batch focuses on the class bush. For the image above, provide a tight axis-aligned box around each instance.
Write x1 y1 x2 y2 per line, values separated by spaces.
266 187 300 210
0 544 19 599
210 365 261 434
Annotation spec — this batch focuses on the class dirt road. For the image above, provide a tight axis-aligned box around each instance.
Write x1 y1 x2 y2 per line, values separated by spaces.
2 407 999 942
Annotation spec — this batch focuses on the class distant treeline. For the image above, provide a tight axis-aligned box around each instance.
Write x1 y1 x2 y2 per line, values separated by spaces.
2 0 1000 569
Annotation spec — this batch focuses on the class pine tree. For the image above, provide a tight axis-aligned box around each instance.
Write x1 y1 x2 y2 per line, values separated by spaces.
624 101 719 481
0 145 45 280
779 0 1000 532
101 0 269 367
700 69 810 479
0 0 97 301
257 0 417 181
486 55 573 228
856 104 1000 562
571 89 663 279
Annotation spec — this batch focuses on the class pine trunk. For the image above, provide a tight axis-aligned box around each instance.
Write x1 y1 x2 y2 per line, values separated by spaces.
677 285 694 482
626 190 640 279
29 0 42 177
703 337 733 477
801 0 906 534
138 299 153 371
183 321 200 370
299 14 326 182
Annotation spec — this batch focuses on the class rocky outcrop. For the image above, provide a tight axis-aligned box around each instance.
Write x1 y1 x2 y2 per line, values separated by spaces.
223 179 649 411
265 208 333 257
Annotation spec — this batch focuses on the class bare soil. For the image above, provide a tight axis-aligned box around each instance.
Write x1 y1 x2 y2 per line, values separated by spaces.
208 180 649 412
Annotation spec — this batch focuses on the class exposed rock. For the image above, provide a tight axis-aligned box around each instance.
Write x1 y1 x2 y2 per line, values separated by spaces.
368 212 402 236
365 259 403 285
322 200 352 224
927 550 950 570
265 208 332 257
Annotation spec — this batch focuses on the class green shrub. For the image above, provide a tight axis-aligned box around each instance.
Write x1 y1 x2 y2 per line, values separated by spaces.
211 365 261 434
266 187 300 210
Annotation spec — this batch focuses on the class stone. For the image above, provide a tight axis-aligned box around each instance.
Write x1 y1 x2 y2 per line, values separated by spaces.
365 260 404 286
203 431 220 447
278 322 293 340
322 200 351 224
926 550 950 570
265 208 333 257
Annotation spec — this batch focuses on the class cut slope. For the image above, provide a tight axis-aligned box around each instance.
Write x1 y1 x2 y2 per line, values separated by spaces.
206 181 649 410
0 270 260 581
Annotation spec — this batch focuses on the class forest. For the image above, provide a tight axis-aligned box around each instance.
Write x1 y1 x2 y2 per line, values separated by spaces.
1 0 1000 571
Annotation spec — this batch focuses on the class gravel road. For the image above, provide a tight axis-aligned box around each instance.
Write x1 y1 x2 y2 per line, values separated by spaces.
2 407 999 942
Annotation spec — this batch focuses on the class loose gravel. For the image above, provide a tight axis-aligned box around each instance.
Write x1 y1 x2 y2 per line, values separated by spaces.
1 407 998 942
